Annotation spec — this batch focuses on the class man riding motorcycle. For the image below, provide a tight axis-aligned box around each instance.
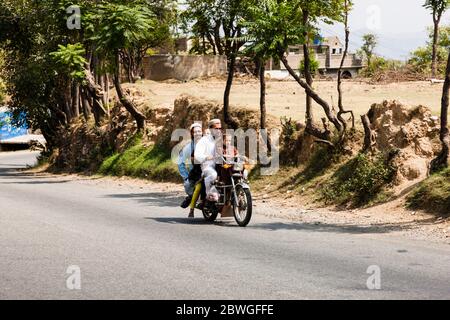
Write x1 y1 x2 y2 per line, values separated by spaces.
194 119 223 203
178 123 203 211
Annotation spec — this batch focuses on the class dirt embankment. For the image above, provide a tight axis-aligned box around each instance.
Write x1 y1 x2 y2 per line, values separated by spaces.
48 79 446 216
367 100 441 192
49 89 279 173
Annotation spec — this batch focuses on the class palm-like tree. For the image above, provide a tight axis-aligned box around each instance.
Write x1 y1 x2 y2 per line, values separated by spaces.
88 3 157 131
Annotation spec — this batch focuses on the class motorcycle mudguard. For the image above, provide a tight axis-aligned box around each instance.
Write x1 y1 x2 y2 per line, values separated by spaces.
237 182 251 190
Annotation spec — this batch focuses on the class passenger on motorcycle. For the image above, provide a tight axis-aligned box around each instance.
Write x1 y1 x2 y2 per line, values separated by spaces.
178 123 203 210
194 119 223 202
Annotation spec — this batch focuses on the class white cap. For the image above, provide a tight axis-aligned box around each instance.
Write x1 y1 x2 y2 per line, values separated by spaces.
208 119 221 128
190 123 202 131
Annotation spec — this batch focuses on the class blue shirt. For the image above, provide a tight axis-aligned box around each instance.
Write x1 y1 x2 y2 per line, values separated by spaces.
178 141 195 181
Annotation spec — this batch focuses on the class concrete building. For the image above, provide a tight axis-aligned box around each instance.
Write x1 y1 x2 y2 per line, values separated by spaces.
267 36 364 79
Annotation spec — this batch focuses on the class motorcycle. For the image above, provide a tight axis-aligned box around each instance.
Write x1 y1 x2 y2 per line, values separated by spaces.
189 155 253 227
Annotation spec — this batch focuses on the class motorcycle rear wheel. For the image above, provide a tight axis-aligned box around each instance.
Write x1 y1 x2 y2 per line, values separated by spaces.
202 201 219 222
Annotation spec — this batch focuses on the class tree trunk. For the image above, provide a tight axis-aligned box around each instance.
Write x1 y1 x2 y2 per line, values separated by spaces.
361 113 376 152
97 71 107 106
259 58 266 130
223 54 239 129
80 87 91 121
63 81 73 122
83 63 107 124
280 54 343 133
104 73 110 114
206 32 217 55
213 22 223 56
129 49 137 82
303 43 314 126
430 50 450 173
71 83 80 118
114 51 146 131
202 34 206 54
302 10 314 126
336 0 355 133
431 18 440 79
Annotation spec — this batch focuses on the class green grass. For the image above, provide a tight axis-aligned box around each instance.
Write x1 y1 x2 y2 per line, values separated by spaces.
407 168 450 214
321 153 396 207
98 136 180 182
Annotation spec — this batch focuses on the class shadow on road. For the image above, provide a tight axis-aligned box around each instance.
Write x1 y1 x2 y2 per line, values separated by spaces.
145 217 216 225
0 167 72 184
145 217 240 228
0 179 72 185
147 214 436 235
105 192 182 208
145 214 412 234
114 187 437 235
0 168 33 176
247 219 434 234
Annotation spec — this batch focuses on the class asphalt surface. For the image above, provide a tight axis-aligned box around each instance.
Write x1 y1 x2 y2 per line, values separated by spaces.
0 151 449 300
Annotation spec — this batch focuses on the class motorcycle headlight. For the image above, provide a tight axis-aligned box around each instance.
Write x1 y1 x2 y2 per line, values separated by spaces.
243 169 249 180
233 163 244 171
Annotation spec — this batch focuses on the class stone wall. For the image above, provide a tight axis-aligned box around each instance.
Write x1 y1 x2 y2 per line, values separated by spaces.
142 55 227 81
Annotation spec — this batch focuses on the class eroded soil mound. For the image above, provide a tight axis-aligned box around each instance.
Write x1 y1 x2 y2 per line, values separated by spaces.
368 100 441 186
50 120 109 172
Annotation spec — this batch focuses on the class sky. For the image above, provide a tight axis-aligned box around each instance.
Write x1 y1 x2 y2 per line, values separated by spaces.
320 0 450 60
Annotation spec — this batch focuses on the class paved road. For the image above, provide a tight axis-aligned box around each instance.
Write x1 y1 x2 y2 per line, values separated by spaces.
0 151 449 299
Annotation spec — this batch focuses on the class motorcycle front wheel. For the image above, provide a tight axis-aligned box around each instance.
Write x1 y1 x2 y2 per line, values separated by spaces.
233 186 252 227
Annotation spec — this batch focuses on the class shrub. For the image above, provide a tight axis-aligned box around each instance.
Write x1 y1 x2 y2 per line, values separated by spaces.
322 153 396 206
407 168 450 214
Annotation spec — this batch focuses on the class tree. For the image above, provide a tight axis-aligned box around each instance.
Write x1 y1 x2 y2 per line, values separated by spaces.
49 43 109 124
242 0 273 130
181 0 223 55
0 0 84 147
87 3 158 131
360 33 377 73
0 0 169 149
121 0 177 82
409 25 450 76
430 49 450 172
423 0 450 78
182 0 247 128
336 0 355 134
219 0 247 129
295 0 347 140
244 0 347 146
